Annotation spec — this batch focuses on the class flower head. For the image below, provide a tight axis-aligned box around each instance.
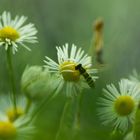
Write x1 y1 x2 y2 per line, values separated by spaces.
14 116 35 140
0 11 37 54
0 95 35 139
0 116 35 140
0 95 33 122
97 79 140 133
0 121 16 139
44 43 98 97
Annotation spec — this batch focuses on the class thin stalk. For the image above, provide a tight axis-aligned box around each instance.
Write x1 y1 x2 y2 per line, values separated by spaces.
6 47 17 112
72 93 83 139
19 93 56 128
55 98 71 140
25 97 32 114
75 92 83 129
30 93 56 123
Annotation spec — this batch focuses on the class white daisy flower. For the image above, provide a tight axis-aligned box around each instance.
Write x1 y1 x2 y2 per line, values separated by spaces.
0 95 33 122
14 116 35 140
0 11 37 54
0 115 35 140
44 43 98 97
97 79 140 133
129 70 140 84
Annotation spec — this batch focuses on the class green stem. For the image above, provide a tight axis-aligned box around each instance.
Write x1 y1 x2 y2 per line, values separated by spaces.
6 47 17 112
19 93 56 128
72 93 83 139
25 97 32 114
30 92 56 123
55 98 71 140
134 103 140 140
75 93 83 129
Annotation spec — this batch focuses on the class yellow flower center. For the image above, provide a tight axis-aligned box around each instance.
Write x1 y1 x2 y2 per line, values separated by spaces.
7 107 24 122
60 61 80 81
0 121 16 139
114 95 135 116
0 26 20 41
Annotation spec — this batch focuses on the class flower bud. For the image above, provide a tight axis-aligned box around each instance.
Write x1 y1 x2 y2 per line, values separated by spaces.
21 66 54 101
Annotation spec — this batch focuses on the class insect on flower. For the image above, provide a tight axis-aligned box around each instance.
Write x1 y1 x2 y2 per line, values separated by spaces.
75 64 95 88
44 43 98 97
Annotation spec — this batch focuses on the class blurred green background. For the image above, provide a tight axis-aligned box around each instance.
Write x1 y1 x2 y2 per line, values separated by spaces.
0 0 140 140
